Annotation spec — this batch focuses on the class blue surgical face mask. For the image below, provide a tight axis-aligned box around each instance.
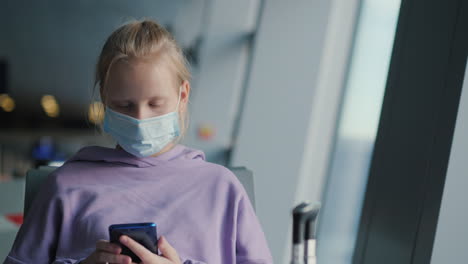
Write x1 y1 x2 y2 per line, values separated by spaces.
103 89 182 158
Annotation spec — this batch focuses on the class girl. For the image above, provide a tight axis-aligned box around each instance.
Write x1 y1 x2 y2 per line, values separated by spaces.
3 20 273 264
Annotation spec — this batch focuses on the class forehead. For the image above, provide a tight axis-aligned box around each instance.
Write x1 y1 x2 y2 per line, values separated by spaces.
104 58 178 100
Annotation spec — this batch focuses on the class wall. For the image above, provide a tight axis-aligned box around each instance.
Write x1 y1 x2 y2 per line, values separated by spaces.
230 0 360 262
430 61 468 263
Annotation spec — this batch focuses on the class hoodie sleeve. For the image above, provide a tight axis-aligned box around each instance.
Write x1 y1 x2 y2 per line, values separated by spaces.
2 175 82 264
235 194 273 264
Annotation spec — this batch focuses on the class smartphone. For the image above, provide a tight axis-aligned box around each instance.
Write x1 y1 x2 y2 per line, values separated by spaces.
109 222 158 263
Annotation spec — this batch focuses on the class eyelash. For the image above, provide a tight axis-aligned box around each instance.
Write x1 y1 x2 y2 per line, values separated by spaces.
150 103 164 108
117 103 162 108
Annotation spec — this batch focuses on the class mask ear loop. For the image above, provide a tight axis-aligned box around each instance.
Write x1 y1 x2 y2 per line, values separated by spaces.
175 86 182 112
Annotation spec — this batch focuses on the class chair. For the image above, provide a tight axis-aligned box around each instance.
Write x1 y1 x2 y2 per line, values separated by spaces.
24 166 56 217
228 167 256 209
24 166 255 217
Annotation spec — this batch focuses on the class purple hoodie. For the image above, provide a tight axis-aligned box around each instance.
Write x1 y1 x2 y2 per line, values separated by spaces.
3 145 273 264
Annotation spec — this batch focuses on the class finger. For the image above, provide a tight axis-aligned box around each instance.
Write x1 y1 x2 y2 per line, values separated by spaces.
96 240 122 254
158 236 180 262
119 235 154 262
95 251 131 264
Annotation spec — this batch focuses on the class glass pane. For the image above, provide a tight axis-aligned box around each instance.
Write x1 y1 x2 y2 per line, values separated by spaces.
317 0 402 263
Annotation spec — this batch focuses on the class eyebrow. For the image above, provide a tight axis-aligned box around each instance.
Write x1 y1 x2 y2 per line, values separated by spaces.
109 96 167 103
148 96 167 101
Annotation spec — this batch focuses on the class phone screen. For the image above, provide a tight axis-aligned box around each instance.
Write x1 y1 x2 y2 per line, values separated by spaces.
109 222 158 263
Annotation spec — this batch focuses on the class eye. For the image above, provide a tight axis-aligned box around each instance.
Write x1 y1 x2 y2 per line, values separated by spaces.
149 100 164 108
115 102 132 108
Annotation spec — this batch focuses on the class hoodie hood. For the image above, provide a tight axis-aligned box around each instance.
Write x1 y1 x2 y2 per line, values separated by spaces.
67 144 205 168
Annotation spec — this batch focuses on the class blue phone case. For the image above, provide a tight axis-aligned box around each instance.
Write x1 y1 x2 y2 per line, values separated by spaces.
109 222 158 263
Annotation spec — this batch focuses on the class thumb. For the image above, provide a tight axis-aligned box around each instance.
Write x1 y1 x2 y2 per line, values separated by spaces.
158 236 180 263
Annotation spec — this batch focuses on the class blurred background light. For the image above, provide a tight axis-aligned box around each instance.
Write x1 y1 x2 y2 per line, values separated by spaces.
40 95 60 118
0 94 15 112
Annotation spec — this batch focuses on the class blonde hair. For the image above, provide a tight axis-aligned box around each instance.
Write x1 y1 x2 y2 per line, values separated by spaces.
93 19 191 138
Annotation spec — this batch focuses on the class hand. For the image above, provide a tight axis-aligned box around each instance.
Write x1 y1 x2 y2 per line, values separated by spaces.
119 235 182 264
81 239 132 264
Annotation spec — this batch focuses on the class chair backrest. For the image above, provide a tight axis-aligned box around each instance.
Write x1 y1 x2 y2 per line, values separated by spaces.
24 166 56 217
24 166 255 217
228 166 256 209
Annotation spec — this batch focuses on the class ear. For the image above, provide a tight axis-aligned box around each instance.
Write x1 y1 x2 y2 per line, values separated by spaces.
180 80 191 110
